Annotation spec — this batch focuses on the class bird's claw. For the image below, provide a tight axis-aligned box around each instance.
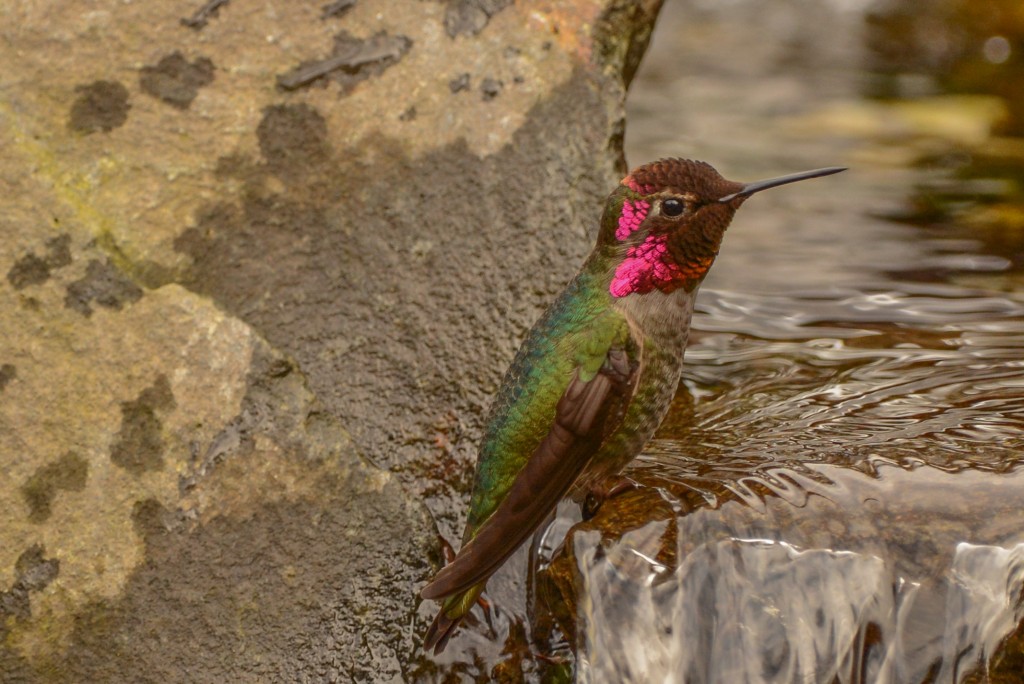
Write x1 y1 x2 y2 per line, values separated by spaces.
582 476 639 520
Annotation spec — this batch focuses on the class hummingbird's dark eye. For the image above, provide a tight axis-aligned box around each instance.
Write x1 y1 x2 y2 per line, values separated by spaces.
662 198 685 217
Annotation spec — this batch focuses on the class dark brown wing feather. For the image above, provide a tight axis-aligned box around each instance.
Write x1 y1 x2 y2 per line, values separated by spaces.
420 346 638 601
423 607 460 654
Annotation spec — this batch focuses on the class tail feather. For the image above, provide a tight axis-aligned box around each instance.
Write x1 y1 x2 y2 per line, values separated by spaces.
422 583 484 654
423 608 462 655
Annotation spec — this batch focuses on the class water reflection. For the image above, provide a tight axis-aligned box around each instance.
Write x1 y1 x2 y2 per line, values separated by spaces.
668 302 1024 472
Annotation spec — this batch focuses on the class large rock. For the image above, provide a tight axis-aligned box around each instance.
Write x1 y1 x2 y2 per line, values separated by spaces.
0 0 661 680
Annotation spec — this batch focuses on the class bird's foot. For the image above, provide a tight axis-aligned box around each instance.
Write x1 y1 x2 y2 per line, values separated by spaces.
476 595 492 620
476 595 500 639
582 476 639 520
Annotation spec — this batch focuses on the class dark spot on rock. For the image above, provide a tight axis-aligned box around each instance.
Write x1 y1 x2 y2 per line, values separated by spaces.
22 452 89 523
399 105 417 121
6 253 50 289
110 375 176 476
173 203 239 268
257 103 330 178
45 234 73 269
131 498 185 538
321 0 355 19
64 259 143 317
68 80 130 134
480 77 503 101
0 588 29 624
131 498 165 537
139 51 215 110
449 72 470 93
7 233 73 289
0 364 15 391
18 296 41 311
277 31 411 92
513 75 525 84
180 0 230 29
15 545 60 592
444 0 512 38
214 152 257 180
0 545 60 624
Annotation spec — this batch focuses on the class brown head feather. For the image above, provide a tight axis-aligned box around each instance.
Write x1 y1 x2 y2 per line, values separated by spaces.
624 158 742 200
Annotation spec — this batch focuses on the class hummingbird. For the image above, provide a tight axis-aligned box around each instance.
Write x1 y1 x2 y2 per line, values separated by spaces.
420 158 845 653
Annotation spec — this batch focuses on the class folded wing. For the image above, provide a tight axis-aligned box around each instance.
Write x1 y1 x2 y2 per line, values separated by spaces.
420 343 639 601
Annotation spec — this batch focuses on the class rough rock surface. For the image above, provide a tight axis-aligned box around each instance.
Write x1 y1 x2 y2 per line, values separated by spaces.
1 0 661 680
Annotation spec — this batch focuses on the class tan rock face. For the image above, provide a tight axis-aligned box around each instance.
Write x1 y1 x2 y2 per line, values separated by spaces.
1 278 253 655
1 0 661 678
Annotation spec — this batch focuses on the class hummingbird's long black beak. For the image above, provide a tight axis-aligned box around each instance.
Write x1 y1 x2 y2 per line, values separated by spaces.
718 166 847 203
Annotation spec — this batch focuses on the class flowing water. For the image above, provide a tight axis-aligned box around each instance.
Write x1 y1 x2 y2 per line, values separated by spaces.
553 0 1024 681
422 1 1024 681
